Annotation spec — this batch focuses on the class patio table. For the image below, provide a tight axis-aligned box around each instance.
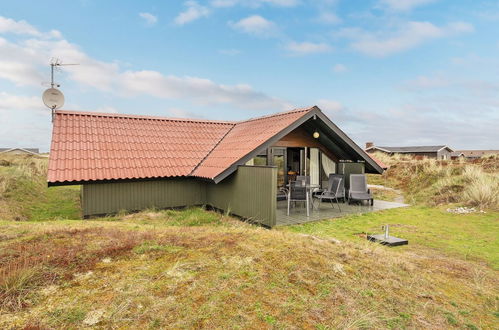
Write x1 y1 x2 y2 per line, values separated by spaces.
286 183 321 215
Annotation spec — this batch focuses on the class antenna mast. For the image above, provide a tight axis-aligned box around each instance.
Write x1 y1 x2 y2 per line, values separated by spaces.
44 58 79 121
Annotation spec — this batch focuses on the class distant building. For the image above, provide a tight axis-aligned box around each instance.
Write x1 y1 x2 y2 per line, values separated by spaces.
457 150 499 159
0 148 39 155
365 143 453 160
450 152 465 160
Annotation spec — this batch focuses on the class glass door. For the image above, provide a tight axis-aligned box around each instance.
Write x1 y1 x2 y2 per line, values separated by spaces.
270 147 286 190
309 148 320 186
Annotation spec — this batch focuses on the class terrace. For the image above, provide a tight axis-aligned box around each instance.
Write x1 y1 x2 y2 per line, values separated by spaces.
276 199 408 226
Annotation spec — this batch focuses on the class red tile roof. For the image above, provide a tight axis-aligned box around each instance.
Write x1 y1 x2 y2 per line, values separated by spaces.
48 111 233 183
367 154 388 170
193 108 312 179
48 107 314 184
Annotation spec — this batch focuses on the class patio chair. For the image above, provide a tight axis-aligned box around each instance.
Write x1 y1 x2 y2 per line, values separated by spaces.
296 175 310 184
278 186 289 201
287 180 309 217
348 174 373 206
314 175 344 211
328 174 345 199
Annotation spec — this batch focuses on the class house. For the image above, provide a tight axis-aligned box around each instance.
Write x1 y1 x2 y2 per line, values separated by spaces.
48 106 384 227
365 143 453 160
450 152 465 160
456 150 499 159
0 148 39 155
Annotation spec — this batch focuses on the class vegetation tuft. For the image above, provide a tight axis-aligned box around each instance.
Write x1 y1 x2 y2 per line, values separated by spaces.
369 152 499 209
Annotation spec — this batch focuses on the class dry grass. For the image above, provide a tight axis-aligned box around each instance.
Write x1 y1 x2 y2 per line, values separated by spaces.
0 222 497 329
0 228 150 311
370 152 499 210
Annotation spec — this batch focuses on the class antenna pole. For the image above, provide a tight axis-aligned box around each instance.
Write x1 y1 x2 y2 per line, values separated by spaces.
51 63 55 88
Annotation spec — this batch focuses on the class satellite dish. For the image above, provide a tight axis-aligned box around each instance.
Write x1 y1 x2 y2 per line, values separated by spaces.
42 88 65 110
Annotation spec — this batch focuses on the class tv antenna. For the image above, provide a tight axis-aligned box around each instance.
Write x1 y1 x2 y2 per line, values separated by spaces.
42 58 79 121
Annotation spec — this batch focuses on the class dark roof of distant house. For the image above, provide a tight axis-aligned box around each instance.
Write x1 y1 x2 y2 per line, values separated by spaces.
0 148 39 154
457 150 499 157
366 145 453 153
48 107 384 185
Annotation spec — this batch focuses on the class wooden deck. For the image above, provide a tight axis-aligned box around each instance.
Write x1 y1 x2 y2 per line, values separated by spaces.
276 199 408 226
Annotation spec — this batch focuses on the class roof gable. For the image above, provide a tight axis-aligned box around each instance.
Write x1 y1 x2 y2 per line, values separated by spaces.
0 148 39 154
192 108 314 180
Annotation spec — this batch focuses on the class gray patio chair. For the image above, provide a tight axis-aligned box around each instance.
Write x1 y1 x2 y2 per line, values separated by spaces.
314 176 344 211
287 180 309 217
278 187 288 201
296 175 310 184
348 174 373 206
328 174 345 199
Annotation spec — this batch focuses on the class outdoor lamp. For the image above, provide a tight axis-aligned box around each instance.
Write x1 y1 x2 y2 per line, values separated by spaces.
313 131 320 139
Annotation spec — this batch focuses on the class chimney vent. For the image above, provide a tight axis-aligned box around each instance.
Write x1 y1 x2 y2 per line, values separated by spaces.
365 142 374 149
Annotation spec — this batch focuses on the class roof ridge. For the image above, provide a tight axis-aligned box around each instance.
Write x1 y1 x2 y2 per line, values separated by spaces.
54 110 235 125
377 145 446 148
54 106 316 125
237 106 315 124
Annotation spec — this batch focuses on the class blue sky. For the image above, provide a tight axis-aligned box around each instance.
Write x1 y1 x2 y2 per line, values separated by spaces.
0 0 498 151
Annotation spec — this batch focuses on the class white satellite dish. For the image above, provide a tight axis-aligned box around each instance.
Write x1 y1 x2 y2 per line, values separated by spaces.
42 88 65 110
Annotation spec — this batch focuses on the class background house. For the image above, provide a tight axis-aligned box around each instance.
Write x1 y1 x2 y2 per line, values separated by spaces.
48 106 383 226
0 148 39 155
365 143 453 160
456 150 499 159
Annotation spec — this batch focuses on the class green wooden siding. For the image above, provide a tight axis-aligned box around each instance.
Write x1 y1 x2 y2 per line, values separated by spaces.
81 166 277 227
82 178 207 217
207 166 277 227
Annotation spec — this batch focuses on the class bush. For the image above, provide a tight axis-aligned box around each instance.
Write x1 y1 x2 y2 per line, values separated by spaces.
463 174 499 210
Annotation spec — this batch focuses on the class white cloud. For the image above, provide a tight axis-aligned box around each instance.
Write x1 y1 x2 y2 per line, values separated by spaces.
174 1 210 25
332 64 347 73
139 12 158 26
0 16 61 39
285 41 332 55
378 0 437 12
316 99 344 113
229 15 277 37
0 16 42 36
446 21 474 33
338 21 474 57
94 106 119 113
0 16 289 111
316 11 341 24
0 92 43 111
167 107 205 119
218 48 241 55
211 0 298 8
119 71 289 109
405 74 450 90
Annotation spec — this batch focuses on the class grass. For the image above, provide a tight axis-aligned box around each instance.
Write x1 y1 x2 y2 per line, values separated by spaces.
370 187 401 202
0 154 80 221
1 154 498 328
1 213 498 329
282 206 499 269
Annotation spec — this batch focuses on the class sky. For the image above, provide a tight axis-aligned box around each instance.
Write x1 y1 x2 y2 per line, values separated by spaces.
0 0 498 152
